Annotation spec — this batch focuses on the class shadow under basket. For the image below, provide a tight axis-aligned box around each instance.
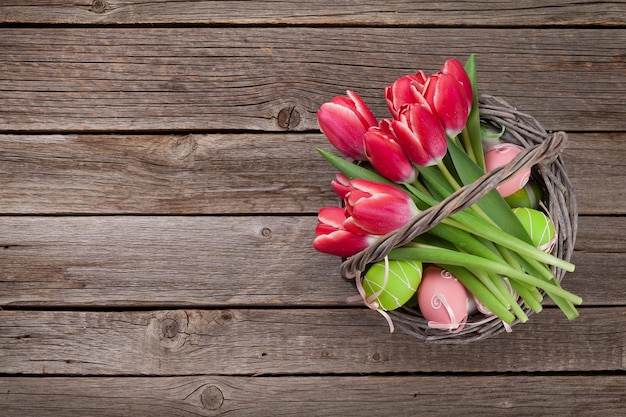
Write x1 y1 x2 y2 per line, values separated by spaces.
340 95 578 344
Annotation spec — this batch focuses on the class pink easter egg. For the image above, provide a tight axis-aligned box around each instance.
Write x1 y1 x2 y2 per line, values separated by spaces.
417 266 469 331
484 143 531 198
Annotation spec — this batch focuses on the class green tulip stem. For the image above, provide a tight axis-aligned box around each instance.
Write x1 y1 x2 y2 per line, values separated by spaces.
391 244 582 305
508 280 543 313
469 267 528 322
436 159 461 190
467 267 512 309
409 177 432 198
405 179 575 272
522 256 579 321
429 161 498 228
442 214 575 273
460 128 478 165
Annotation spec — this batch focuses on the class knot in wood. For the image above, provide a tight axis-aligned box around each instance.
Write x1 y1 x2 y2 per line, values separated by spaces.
160 318 179 339
219 311 233 321
151 311 190 350
170 135 197 161
201 385 224 410
277 104 302 130
91 0 108 13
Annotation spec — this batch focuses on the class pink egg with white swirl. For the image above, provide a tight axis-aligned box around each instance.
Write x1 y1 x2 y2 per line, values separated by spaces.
484 143 531 198
417 265 470 331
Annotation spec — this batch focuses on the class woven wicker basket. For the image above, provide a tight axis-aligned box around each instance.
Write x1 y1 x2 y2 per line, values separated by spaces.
341 95 578 343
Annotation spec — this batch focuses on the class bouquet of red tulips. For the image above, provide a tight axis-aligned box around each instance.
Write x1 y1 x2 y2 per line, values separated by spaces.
313 55 581 339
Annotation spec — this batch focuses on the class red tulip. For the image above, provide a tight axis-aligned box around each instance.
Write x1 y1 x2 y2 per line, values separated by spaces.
440 58 473 114
364 120 416 184
342 179 419 235
331 173 352 200
314 207 375 257
317 90 377 160
384 71 428 119
391 100 447 166
422 72 470 137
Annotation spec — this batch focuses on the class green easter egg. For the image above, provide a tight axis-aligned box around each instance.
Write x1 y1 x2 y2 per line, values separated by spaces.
363 259 422 311
513 207 556 252
505 181 543 209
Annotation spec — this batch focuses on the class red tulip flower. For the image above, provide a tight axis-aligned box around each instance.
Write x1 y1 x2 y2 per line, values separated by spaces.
422 72 470 137
317 90 378 161
391 99 447 167
331 173 352 200
440 58 473 115
342 179 419 235
313 207 375 257
364 120 416 184
384 71 428 119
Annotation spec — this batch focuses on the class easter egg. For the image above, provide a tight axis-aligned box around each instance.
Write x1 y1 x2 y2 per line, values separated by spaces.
513 207 557 252
417 266 469 330
363 259 422 311
505 181 544 209
480 123 505 150
484 143 531 198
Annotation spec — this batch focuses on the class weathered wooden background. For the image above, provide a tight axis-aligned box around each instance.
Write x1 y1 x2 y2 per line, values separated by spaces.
1 1 625 416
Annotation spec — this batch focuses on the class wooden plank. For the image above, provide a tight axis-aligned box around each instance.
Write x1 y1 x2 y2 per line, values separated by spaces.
0 216 351 307
0 216 623 307
0 308 624 375
1 375 624 417
0 134 338 215
1 28 624 132
563 132 626 215
0 132 624 215
1 0 625 26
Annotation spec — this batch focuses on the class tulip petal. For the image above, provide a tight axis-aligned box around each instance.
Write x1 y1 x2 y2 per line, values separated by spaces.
441 58 473 114
315 222 340 236
317 102 369 160
350 193 418 235
331 173 352 199
317 206 347 229
392 104 447 166
313 230 372 257
349 178 412 202
343 215 374 235
364 126 416 183
347 90 378 127
424 73 469 137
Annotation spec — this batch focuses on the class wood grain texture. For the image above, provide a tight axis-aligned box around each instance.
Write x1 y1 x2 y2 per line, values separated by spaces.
1 28 624 132
1 0 625 26
563 132 626 215
1 375 624 417
0 216 622 307
1 0 623 412
0 132 624 215
0 216 350 307
0 308 624 375
0 134 338 214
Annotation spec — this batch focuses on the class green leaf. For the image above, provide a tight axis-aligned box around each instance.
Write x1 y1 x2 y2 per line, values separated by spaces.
445 137 533 244
316 148 393 185
464 54 486 172
416 165 456 200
